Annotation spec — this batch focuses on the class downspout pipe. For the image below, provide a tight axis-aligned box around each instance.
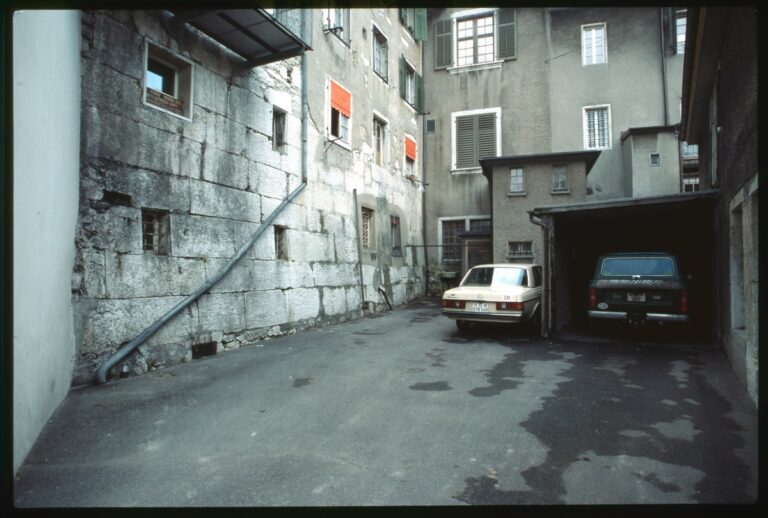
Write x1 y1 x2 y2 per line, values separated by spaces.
96 30 311 384
660 8 670 126
529 212 550 338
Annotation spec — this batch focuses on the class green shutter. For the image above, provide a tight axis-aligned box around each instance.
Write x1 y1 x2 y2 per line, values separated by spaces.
399 55 406 100
455 115 477 169
477 112 497 160
415 73 424 113
497 8 516 60
414 8 427 41
434 18 453 69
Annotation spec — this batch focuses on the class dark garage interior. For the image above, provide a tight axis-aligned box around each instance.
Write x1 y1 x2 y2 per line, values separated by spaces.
534 192 718 342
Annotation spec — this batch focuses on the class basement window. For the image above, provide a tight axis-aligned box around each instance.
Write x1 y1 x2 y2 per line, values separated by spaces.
142 208 171 256
272 108 287 153
650 153 661 167
191 341 217 359
144 42 193 120
274 225 288 260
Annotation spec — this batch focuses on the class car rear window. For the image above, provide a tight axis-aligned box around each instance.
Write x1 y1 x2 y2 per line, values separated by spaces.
461 267 526 288
600 257 676 277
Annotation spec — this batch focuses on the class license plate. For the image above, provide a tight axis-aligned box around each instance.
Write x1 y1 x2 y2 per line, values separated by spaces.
471 303 488 312
627 292 646 302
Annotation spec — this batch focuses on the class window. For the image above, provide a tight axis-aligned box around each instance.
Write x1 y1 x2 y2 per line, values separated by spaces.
509 168 525 194
372 24 388 81
144 42 193 120
272 108 286 153
649 153 661 167
435 9 516 69
441 219 465 267
552 165 568 192
399 8 427 40
426 119 437 134
582 23 607 65
452 108 500 170
404 134 417 176
400 57 423 112
373 115 388 167
583 105 611 150
390 215 402 256
676 10 687 54
681 141 699 159
274 225 287 260
683 174 700 192
323 6 350 45
469 218 491 233
142 208 171 256
361 207 374 249
457 15 495 66
508 241 532 258
329 79 351 146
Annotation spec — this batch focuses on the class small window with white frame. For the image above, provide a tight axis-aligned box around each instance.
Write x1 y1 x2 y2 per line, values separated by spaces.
372 23 388 82
509 167 525 194
144 42 193 120
508 241 532 258
581 22 607 65
583 105 611 150
552 164 568 192
649 153 661 167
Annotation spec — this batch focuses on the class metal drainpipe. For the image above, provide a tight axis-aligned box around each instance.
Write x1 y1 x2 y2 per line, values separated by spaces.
352 189 367 314
96 43 311 384
660 8 670 126
420 37 429 297
529 213 550 338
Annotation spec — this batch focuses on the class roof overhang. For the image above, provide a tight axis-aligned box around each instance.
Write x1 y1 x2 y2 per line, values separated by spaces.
529 189 718 217
167 9 311 68
480 150 601 180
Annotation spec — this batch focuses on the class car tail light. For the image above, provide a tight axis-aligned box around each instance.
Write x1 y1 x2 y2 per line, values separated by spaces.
680 290 688 313
496 302 523 311
589 288 597 309
442 299 465 309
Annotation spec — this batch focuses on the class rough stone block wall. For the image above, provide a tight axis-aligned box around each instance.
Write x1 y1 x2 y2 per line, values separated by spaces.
72 10 425 385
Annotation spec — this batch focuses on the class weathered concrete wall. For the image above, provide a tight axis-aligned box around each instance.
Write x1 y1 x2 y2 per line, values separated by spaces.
490 161 587 265
73 9 424 384
624 131 682 197
13 10 81 474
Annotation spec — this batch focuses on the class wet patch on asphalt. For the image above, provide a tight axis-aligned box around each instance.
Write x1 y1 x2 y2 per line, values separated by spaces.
453 342 755 504
292 378 312 388
409 381 451 391
426 348 447 368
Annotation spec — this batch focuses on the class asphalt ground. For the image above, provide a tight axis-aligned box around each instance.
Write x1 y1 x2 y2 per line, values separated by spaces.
12 298 758 507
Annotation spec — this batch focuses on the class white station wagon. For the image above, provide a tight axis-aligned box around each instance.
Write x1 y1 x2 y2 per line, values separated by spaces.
442 263 543 333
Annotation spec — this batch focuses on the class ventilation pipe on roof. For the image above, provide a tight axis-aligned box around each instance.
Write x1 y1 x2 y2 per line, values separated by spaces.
96 34 311 384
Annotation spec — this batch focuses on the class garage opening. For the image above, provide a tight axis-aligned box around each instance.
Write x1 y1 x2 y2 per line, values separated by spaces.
531 191 717 342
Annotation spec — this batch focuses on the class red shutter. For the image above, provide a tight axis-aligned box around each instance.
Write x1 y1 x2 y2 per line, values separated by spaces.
405 135 417 160
330 80 351 118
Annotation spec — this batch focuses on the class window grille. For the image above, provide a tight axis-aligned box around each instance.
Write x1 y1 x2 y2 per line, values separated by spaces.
441 220 464 266
584 106 610 149
508 241 532 257
142 208 171 255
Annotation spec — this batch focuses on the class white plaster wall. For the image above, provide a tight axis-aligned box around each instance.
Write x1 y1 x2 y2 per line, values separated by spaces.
13 10 81 474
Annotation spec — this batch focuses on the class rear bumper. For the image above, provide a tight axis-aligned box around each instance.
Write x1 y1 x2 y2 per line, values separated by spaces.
588 310 689 323
442 309 526 324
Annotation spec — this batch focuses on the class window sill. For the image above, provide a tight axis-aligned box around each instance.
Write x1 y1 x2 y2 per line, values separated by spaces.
144 96 192 122
551 189 570 195
328 136 352 151
507 255 533 260
451 167 482 175
374 71 389 84
448 60 504 74
324 28 350 47
508 191 527 197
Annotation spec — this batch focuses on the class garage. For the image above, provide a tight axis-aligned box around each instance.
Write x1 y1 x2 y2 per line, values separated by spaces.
529 190 718 341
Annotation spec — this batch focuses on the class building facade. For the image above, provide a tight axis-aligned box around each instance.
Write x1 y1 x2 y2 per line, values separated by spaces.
680 7 758 405
423 7 689 278
70 8 425 385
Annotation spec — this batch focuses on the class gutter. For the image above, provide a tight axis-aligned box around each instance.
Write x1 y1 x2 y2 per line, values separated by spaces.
96 38 311 384
528 213 551 338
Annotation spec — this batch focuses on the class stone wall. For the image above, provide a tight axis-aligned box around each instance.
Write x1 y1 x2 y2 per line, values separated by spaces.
73 10 424 385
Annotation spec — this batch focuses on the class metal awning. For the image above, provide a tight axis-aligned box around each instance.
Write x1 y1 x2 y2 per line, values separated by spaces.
168 9 311 67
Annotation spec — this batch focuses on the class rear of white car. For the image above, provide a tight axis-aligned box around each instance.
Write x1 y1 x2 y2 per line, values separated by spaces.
441 264 541 331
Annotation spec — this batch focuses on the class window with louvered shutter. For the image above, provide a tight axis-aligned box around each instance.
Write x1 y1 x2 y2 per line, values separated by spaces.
477 113 496 160
434 18 453 69
455 116 477 169
496 9 516 60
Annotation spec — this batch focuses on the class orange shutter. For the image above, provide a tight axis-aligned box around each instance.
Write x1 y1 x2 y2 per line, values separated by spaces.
330 80 351 118
405 136 417 160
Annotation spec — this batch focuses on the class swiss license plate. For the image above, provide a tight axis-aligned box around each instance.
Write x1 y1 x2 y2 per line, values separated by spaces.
627 292 646 302
472 303 488 313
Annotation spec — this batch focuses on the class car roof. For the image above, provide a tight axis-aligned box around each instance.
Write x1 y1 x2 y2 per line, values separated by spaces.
601 252 674 257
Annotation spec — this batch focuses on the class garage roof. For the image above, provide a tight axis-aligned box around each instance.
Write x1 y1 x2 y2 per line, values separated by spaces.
529 189 718 216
